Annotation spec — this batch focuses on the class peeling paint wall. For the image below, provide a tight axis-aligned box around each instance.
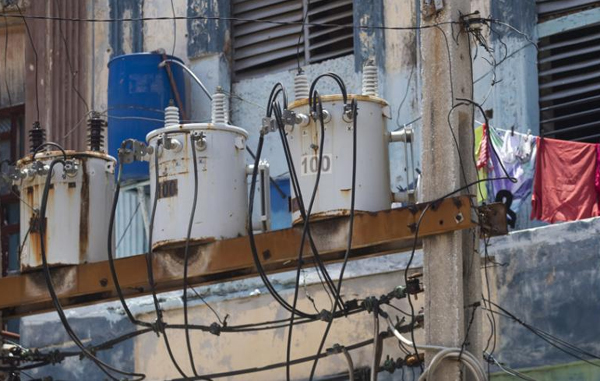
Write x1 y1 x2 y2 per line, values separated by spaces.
0 16 25 107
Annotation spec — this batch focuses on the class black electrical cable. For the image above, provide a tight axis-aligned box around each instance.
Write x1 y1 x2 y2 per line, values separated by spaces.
271 99 345 312
455 97 517 184
484 301 600 366
170 332 394 380
269 80 346 312
248 82 343 317
107 140 154 329
286 92 327 381
308 98 358 380
183 132 202 378
308 73 348 106
31 142 67 161
148 141 192 379
247 130 317 319
0 11 459 32
38 158 146 381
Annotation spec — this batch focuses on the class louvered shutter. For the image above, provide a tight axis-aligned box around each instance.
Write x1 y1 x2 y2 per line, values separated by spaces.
306 0 354 63
232 0 354 79
537 0 600 21
233 0 305 78
538 23 600 142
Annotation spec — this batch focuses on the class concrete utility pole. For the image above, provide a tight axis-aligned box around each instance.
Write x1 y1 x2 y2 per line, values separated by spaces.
420 1 483 380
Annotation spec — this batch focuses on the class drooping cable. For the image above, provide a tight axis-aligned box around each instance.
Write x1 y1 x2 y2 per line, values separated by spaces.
106 158 154 329
37 158 146 381
182 132 202 378
272 102 343 311
308 98 358 380
285 92 327 381
247 131 317 319
147 141 192 379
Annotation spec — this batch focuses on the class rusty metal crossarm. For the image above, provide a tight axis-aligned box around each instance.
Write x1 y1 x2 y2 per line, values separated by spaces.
0 196 475 318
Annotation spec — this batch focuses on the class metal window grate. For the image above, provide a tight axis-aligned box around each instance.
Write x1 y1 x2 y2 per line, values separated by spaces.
538 22 600 142
232 0 354 79
537 0 600 21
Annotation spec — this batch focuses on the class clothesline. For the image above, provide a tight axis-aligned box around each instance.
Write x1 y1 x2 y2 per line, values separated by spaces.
474 122 600 225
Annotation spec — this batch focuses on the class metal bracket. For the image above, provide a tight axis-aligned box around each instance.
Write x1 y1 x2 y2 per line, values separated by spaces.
478 202 509 237
261 117 276 135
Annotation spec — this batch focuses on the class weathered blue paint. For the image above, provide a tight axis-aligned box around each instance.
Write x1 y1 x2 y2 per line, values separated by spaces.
187 0 231 59
109 0 144 58
354 0 385 72
489 217 600 369
483 0 540 231
538 6 600 38
20 314 136 379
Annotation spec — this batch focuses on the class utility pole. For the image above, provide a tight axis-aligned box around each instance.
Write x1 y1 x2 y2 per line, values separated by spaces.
420 1 483 380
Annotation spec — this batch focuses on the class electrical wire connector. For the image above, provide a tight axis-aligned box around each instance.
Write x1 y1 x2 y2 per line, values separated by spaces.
191 131 207 151
326 343 345 355
406 274 423 296
151 319 167 337
62 160 79 178
282 109 296 126
31 160 49 176
342 103 355 123
209 322 222 336
461 11 485 32
318 309 333 322
362 296 380 314
390 285 407 300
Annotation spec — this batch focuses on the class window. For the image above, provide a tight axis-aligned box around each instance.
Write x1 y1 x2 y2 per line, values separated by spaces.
232 0 354 79
0 105 25 276
538 22 600 142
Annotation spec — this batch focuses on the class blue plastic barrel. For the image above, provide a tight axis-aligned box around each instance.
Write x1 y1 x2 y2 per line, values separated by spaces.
108 53 186 182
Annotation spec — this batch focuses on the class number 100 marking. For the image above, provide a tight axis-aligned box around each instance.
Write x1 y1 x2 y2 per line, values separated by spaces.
301 154 332 176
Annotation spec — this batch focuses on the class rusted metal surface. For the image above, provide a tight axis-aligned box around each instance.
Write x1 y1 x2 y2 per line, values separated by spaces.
16 150 115 272
0 196 474 318
478 202 509 237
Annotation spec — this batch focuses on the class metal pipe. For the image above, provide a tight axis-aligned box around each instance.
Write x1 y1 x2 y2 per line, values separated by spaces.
159 59 213 101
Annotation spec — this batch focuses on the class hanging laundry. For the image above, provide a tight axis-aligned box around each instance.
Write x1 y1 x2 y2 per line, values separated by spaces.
596 145 600 196
531 137 599 223
474 124 488 203
487 126 537 215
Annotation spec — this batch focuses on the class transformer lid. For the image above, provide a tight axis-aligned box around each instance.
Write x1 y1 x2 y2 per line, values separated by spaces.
146 123 249 142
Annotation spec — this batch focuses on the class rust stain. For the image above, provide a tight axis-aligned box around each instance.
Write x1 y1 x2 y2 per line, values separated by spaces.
79 159 89 262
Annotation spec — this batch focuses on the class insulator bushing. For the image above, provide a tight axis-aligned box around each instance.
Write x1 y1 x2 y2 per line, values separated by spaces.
87 113 107 152
211 88 229 124
29 122 46 153
362 61 379 97
294 71 310 100
165 100 180 127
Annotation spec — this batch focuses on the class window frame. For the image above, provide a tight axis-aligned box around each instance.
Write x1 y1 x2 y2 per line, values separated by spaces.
0 104 25 276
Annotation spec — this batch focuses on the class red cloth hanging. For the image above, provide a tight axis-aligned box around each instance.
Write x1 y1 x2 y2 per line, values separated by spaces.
476 123 489 170
596 145 600 196
531 137 599 223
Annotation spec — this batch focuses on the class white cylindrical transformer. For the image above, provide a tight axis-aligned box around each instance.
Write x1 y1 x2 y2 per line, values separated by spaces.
147 123 249 249
287 95 392 225
15 151 116 271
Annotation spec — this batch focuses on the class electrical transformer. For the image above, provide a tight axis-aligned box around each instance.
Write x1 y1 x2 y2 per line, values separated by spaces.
285 63 415 225
14 119 116 271
146 90 270 250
